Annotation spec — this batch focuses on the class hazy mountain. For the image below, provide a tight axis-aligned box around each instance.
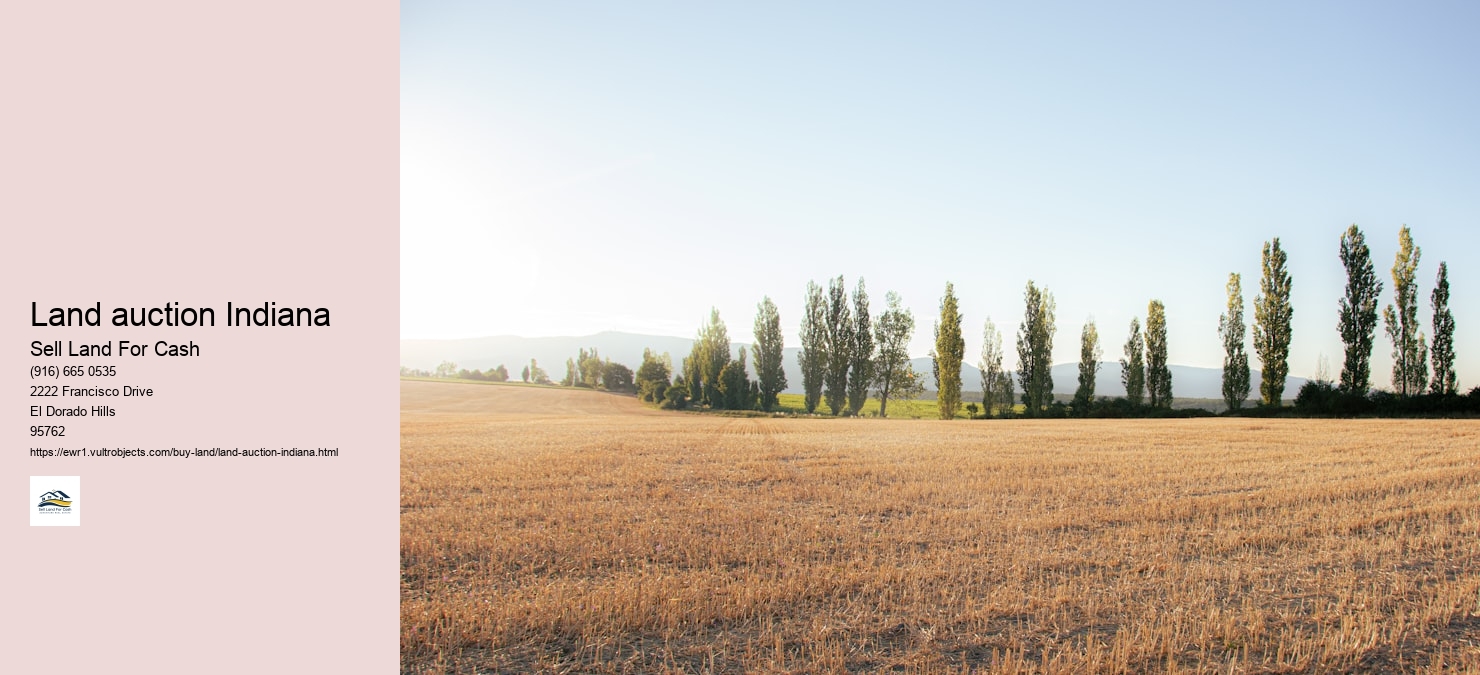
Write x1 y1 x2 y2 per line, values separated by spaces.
400 331 696 378
401 331 1304 402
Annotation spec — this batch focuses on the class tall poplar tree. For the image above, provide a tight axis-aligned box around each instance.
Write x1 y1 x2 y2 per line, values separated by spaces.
1015 281 1056 415
1429 261 1456 395
873 291 917 418
979 317 1007 416
691 309 732 407
1120 318 1144 406
1073 319 1102 414
751 296 788 411
932 282 964 420
1253 238 1293 406
1145 299 1172 408
1218 273 1251 411
823 276 854 415
846 278 875 415
1337 225 1382 395
681 354 701 402
1383 226 1427 396
798 281 827 413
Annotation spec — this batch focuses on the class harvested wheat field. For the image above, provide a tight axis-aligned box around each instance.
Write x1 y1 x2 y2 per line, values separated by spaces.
401 380 1480 674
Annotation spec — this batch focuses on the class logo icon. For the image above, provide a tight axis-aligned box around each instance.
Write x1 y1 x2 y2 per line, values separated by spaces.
38 490 73 509
30 476 80 526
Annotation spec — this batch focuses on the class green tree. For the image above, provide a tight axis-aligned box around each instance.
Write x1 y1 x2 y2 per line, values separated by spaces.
577 348 604 388
1337 225 1382 395
562 358 578 387
691 309 732 407
574 347 603 384
979 317 1007 416
824 276 854 415
751 296 788 411
718 350 752 410
635 349 672 402
1073 319 1101 414
1219 273 1251 411
871 291 916 418
1383 226 1427 396
846 278 875 416
1429 261 1457 395
603 361 635 392
520 364 529 382
1253 238 1293 406
798 281 827 414
1015 281 1056 415
932 282 965 420
681 354 702 404
529 359 550 385
489 364 509 382
998 372 1016 415
1145 300 1172 408
1120 318 1144 406
435 360 458 378
661 379 689 410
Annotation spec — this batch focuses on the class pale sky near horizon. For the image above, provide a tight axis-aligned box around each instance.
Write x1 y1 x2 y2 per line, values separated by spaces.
402 1 1478 388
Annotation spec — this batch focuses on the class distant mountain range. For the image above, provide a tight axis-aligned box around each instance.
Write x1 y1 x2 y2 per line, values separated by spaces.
401 331 1306 402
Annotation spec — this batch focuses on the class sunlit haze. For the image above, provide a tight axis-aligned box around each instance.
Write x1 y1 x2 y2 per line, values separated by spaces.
403 2 1479 387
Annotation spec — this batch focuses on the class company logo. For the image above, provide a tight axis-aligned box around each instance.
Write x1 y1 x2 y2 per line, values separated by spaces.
30 476 80 526
38 490 73 510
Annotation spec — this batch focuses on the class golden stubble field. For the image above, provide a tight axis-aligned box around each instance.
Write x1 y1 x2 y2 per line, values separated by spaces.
401 381 1480 674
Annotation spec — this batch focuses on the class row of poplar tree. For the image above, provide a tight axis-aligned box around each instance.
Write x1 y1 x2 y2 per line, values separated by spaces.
1214 225 1459 413
634 282 927 416
634 224 1458 419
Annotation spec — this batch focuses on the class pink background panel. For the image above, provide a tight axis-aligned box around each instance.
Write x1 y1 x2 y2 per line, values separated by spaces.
1 2 399 672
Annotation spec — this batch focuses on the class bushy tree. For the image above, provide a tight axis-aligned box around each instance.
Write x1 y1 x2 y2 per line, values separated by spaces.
577 348 604 388
979 317 1007 416
1145 299 1172 408
847 278 875 416
636 349 672 402
1254 238 1293 406
661 380 689 410
520 364 529 382
489 364 509 382
932 282 965 420
1015 281 1056 416
824 276 854 415
718 350 752 410
1430 261 1457 395
1383 226 1427 396
528 359 550 385
435 360 458 378
798 281 827 414
1120 318 1144 406
1073 319 1101 414
751 296 788 411
1337 225 1382 395
872 291 916 418
1219 273 1251 411
603 361 635 392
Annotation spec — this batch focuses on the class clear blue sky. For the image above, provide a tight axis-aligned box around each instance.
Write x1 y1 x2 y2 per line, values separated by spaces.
402 1 1478 388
